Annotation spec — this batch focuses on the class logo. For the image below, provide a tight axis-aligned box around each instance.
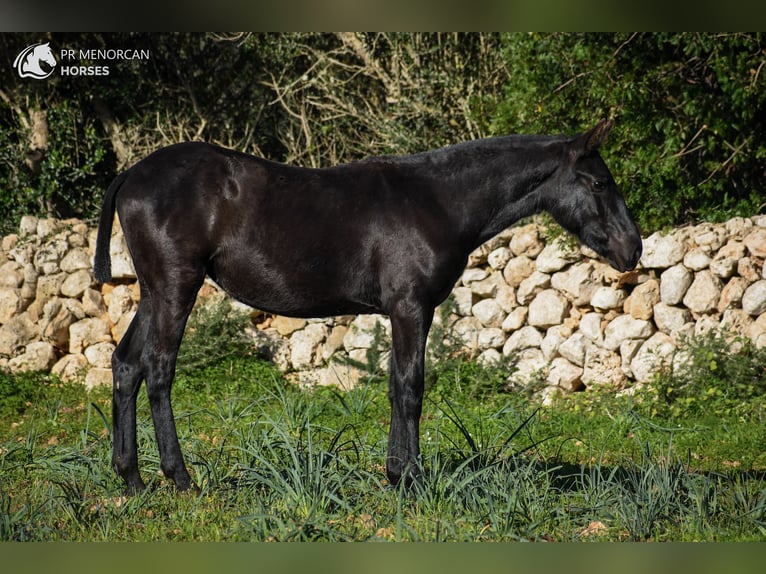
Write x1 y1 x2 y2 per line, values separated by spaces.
13 41 57 79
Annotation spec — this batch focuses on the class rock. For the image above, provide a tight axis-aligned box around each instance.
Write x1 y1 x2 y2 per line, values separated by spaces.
579 312 605 345
111 309 135 344
750 314 766 349
487 246 512 270
472 299 505 328
20 264 38 300
470 272 504 298
718 277 748 312
517 271 550 305
461 268 488 286
535 240 580 273
559 332 588 367
528 289 569 328
343 315 390 351
83 341 116 368
709 257 738 279
540 325 565 361
0 261 23 288
478 327 505 350
495 283 516 313
503 256 535 287
603 314 654 350
590 286 627 311
623 279 660 320
107 284 135 324
742 280 766 316
322 325 348 360
659 264 693 305
40 298 76 349
547 357 583 391
85 367 113 390
35 273 66 306
7 341 56 372
507 348 547 386
61 269 92 298
630 332 676 383
682 270 722 314
693 225 727 252
682 248 711 271
69 317 111 354
36 218 61 238
640 232 686 268
619 339 643 377
582 346 625 387
452 287 475 316
108 227 136 279
509 224 543 257
82 288 107 317
451 316 483 352
318 362 366 390
271 316 308 336
33 238 68 275
744 228 766 258
721 309 754 337
737 258 762 282
290 323 328 370
0 314 38 356
18 215 38 236
477 348 502 366
502 307 527 332
726 216 753 238
653 303 692 334
551 262 598 306
51 353 88 382
503 325 543 355
59 248 91 273
0 287 23 323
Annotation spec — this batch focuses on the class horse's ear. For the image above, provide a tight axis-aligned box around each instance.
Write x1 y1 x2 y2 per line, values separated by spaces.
581 119 614 153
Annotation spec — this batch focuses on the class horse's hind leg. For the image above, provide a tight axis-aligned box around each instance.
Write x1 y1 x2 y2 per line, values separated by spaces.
143 272 204 492
111 295 152 494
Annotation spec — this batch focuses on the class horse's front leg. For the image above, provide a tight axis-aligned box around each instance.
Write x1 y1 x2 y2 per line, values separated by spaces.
386 296 433 488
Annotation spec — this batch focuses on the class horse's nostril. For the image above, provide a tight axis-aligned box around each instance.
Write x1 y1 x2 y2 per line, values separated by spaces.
632 244 643 267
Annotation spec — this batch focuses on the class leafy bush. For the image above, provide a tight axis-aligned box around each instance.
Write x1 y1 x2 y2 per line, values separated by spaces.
0 369 51 420
175 296 256 377
649 329 766 419
492 32 766 232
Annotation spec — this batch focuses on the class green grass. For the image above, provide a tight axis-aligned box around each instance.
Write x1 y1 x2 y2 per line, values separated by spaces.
2 305 766 542
2 350 766 542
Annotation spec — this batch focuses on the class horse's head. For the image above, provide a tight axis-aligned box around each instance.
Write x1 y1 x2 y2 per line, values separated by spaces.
543 120 642 272
34 43 57 68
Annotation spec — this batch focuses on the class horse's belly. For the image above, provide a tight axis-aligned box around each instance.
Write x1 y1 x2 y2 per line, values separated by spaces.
208 251 378 318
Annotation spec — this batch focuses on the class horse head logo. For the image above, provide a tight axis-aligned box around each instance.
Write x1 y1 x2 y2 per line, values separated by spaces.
14 42 57 79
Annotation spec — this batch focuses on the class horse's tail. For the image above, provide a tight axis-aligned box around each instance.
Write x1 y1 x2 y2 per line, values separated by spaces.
94 170 130 283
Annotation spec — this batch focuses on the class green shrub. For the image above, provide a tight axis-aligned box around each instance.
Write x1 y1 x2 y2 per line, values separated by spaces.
649 329 766 419
0 369 53 420
492 32 766 232
176 296 256 377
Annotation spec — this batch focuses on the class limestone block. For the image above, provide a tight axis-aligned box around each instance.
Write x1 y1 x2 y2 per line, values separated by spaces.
660 264 693 305
528 289 569 328
682 270 722 314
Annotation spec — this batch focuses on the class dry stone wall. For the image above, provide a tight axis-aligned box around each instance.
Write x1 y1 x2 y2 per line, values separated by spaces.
2 213 766 396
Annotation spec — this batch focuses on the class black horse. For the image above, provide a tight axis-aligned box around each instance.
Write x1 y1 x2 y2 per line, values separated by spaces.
94 119 642 493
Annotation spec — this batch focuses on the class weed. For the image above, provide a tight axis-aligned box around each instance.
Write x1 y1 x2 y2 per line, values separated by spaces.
649 329 766 420
2 311 766 541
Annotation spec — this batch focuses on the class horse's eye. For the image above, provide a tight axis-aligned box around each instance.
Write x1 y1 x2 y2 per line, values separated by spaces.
592 180 607 192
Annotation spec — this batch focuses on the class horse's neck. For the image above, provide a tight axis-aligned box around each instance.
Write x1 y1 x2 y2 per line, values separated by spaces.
24 54 41 72
433 138 564 248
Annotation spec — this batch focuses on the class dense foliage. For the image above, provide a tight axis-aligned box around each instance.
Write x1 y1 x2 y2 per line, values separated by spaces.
1 32 764 235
